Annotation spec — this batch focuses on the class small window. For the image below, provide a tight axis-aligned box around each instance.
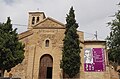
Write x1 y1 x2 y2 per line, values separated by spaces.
45 40 49 47
36 17 39 23
32 17 35 24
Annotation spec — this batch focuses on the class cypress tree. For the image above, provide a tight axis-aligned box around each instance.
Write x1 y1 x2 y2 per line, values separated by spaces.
61 7 81 78
0 17 25 77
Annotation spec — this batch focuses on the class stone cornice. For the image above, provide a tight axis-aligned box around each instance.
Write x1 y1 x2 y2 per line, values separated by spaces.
19 30 33 40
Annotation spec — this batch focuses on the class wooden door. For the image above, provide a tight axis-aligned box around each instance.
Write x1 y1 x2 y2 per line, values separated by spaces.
39 54 53 79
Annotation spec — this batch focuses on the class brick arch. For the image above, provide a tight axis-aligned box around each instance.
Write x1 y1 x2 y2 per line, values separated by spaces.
39 54 53 79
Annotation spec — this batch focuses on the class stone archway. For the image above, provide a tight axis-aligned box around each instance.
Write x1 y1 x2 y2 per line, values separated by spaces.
39 54 53 79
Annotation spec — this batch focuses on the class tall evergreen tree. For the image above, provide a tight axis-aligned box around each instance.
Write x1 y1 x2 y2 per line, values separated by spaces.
107 3 120 70
61 7 81 78
0 17 25 77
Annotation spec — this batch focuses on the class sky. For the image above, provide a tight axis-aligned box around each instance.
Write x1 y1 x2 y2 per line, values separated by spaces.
0 0 119 40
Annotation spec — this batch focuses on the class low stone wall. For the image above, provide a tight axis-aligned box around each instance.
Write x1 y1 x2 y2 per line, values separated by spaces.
0 77 20 79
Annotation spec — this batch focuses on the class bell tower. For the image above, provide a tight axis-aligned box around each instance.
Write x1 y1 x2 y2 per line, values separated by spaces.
28 12 46 30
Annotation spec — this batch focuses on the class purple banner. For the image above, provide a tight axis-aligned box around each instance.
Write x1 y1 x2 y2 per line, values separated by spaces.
84 48 105 72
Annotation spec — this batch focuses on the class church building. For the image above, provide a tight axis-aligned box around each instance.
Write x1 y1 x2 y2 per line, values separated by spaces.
4 12 111 79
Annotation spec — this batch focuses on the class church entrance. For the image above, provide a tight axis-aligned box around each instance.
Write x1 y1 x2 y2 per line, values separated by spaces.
39 54 53 79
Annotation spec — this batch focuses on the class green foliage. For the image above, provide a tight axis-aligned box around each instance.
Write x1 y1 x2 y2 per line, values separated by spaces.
0 17 25 75
60 7 81 78
107 4 120 69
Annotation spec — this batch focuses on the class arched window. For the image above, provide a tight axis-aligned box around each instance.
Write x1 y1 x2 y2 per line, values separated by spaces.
36 17 39 23
45 40 49 47
32 17 35 24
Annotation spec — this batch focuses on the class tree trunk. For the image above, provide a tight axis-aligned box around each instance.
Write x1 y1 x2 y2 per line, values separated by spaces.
1 68 5 77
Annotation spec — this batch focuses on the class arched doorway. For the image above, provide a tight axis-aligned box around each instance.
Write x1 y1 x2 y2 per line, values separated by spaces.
39 54 53 79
